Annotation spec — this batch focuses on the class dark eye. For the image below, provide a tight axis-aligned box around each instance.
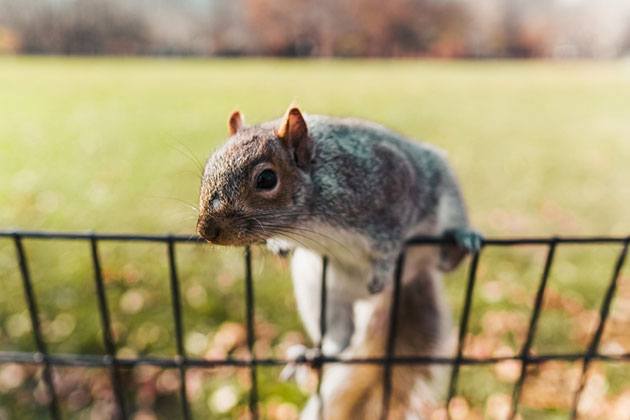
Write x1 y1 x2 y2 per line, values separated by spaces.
255 169 277 190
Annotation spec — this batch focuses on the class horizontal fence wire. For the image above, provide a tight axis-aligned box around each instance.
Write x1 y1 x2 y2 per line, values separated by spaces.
1 230 629 244
1 350 628 367
1 229 629 420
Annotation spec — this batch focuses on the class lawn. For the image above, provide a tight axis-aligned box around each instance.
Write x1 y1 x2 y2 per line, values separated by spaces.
0 57 629 419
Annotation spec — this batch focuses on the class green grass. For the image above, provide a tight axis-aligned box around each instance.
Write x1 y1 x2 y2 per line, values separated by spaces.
1 57 629 419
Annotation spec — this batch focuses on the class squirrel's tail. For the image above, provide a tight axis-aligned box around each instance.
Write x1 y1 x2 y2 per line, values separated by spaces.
312 248 452 420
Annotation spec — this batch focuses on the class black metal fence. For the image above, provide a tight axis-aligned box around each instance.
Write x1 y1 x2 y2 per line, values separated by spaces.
0 230 629 420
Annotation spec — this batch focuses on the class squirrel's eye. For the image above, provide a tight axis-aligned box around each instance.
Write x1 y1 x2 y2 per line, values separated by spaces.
255 169 278 190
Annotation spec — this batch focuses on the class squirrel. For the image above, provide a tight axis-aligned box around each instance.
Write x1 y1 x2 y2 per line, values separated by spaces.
197 105 481 419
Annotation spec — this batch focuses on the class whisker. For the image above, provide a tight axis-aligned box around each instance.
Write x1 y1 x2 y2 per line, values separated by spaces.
170 141 205 176
230 208 361 258
259 222 359 258
259 226 347 266
263 230 339 263
225 210 363 262
146 194 199 213
249 216 270 237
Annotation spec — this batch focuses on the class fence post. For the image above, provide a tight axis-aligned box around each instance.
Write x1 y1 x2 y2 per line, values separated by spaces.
166 238 192 420
90 236 128 420
446 250 481 418
244 246 259 419
316 256 329 419
380 251 406 420
570 239 629 419
13 235 61 420
509 240 557 419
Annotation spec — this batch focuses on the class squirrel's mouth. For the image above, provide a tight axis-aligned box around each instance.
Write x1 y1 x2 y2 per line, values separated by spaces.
197 225 269 246
204 236 266 247
197 214 273 246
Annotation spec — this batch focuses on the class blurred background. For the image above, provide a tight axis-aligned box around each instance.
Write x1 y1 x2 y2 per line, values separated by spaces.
2 0 630 58
1 1 630 419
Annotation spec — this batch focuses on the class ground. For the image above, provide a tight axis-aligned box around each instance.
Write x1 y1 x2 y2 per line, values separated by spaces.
0 57 629 419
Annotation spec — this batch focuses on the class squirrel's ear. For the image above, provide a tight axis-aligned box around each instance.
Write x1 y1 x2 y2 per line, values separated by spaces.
276 107 312 168
277 107 307 141
228 110 244 135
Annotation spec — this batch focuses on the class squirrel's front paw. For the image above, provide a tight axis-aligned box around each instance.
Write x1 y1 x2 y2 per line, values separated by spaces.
368 259 397 294
445 228 484 253
279 344 319 387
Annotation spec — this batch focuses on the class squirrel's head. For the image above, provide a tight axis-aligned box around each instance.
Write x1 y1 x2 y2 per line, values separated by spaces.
197 106 314 246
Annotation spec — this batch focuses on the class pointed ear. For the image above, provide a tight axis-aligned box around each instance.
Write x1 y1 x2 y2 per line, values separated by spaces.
276 107 312 168
228 110 244 135
277 107 307 141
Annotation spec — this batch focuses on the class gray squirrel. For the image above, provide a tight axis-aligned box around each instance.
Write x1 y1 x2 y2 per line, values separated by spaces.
197 106 481 419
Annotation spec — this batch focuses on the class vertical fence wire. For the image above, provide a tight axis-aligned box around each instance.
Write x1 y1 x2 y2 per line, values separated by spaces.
446 250 481 418
244 246 259 419
570 239 629 419
12 235 61 420
316 256 329 420
380 252 407 420
89 237 128 420
166 239 192 420
509 241 557 419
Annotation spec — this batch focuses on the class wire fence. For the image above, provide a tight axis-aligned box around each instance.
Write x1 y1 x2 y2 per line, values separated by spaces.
0 230 629 420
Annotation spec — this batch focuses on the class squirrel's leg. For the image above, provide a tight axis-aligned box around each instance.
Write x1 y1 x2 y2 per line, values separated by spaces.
285 248 355 385
280 291 354 385
290 248 355 350
290 247 327 340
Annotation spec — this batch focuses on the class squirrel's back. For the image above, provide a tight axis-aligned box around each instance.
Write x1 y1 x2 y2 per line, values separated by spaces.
268 114 468 240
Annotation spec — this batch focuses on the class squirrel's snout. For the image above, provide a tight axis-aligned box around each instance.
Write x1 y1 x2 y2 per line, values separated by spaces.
197 218 221 242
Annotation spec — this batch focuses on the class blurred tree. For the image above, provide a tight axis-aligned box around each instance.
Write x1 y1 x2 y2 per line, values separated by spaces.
210 0 257 56
499 0 555 58
60 0 150 55
0 0 150 54
245 0 468 57
1 0 630 58
623 21 630 56
245 0 320 56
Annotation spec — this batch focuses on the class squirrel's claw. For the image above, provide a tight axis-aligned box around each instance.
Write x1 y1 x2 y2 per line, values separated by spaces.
368 277 385 294
446 228 484 253
280 344 319 387
368 257 397 294
438 228 483 272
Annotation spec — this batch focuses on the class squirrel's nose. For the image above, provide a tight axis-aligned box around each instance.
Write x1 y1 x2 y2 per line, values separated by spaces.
197 219 221 242
204 225 220 241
